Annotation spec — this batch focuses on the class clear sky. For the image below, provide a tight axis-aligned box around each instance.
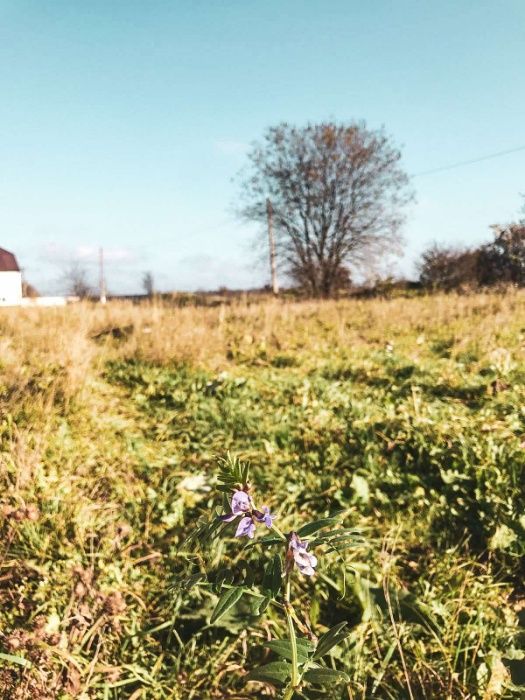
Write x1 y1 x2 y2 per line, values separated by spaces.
1 1 524 294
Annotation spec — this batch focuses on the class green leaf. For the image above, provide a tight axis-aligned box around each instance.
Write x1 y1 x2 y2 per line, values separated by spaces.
184 572 205 588
315 527 362 541
489 524 518 551
262 553 282 597
311 528 363 547
217 454 249 489
313 622 351 659
210 586 244 624
252 594 271 615
350 473 370 502
363 582 441 634
0 652 32 669
246 661 291 685
313 538 360 552
265 637 314 663
297 517 340 537
303 667 350 685
371 640 397 694
183 512 226 548
169 570 207 593
250 534 283 546
212 567 234 592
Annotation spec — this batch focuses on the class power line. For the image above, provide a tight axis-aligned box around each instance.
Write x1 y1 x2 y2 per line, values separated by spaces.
132 217 241 251
412 143 525 177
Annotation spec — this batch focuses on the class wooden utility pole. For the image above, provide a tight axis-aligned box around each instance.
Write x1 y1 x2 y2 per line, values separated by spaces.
266 198 279 295
99 247 107 303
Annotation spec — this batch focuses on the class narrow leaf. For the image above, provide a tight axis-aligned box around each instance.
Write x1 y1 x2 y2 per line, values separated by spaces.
313 621 351 659
263 553 282 597
256 595 271 615
303 667 350 685
251 534 283 546
371 640 397 695
212 567 234 592
246 661 291 685
265 638 314 663
317 528 362 541
251 594 271 615
311 528 362 545
210 586 244 624
0 652 32 669
297 517 340 537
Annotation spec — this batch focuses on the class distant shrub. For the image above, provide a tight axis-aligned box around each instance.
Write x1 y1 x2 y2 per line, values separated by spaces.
418 243 480 291
418 220 525 293
478 222 525 286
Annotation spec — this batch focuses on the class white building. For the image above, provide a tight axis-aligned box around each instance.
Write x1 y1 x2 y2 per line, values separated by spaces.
0 248 23 306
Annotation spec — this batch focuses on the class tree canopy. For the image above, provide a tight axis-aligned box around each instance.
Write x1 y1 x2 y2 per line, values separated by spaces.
239 122 413 297
478 223 525 286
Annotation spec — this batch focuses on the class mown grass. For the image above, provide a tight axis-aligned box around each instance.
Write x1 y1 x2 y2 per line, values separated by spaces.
0 293 524 699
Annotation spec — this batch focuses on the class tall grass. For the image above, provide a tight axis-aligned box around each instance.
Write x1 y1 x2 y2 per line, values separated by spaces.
0 292 524 698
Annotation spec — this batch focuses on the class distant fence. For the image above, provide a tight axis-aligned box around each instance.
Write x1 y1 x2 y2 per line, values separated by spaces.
20 296 79 307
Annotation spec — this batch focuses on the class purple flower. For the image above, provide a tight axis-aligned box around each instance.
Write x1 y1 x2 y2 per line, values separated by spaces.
220 489 252 523
253 506 276 528
235 516 256 538
231 490 251 514
288 532 318 576
219 489 276 538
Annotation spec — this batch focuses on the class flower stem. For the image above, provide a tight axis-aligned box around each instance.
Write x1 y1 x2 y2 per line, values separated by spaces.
271 523 288 541
284 576 299 693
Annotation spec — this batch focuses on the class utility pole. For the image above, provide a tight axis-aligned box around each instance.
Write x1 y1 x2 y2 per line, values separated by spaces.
266 198 279 295
99 246 107 303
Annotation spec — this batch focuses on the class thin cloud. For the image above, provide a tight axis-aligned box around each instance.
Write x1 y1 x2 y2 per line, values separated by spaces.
173 253 265 291
213 139 249 156
76 245 137 263
38 242 137 265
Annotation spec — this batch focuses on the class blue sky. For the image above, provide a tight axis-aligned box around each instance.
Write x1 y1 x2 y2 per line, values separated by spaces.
1 1 524 293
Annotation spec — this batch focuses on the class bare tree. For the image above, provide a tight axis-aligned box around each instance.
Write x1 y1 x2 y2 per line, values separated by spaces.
238 122 413 297
142 271 154 297
22 281 39 298
63 262 92 298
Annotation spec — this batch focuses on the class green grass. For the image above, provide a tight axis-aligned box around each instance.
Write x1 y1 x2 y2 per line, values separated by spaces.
0 296 524 698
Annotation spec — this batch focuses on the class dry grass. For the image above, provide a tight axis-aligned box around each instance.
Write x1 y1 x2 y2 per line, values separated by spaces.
0 291 524 698
1 289 524 372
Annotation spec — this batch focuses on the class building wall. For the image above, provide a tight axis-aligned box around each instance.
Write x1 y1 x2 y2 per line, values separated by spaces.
0 271 22 306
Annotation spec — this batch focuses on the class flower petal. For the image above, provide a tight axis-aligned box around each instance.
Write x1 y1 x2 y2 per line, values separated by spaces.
290 532 303 551
298 563 316 576
219 512 237 522
231 490 251 515
254 506 276 528
291 534 318 576
293 550 312 568
235 516 255 538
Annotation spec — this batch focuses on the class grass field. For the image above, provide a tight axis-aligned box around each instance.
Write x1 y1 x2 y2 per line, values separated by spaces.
0 293 524 699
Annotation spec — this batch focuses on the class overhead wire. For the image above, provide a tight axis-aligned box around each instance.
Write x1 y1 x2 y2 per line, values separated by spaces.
412 144 525 177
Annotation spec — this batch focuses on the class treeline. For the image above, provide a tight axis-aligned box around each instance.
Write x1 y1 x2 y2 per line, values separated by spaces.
418 221 525 292
238 120 525 298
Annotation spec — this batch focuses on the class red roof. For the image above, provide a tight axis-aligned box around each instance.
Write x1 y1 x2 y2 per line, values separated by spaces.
0 248 20 272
